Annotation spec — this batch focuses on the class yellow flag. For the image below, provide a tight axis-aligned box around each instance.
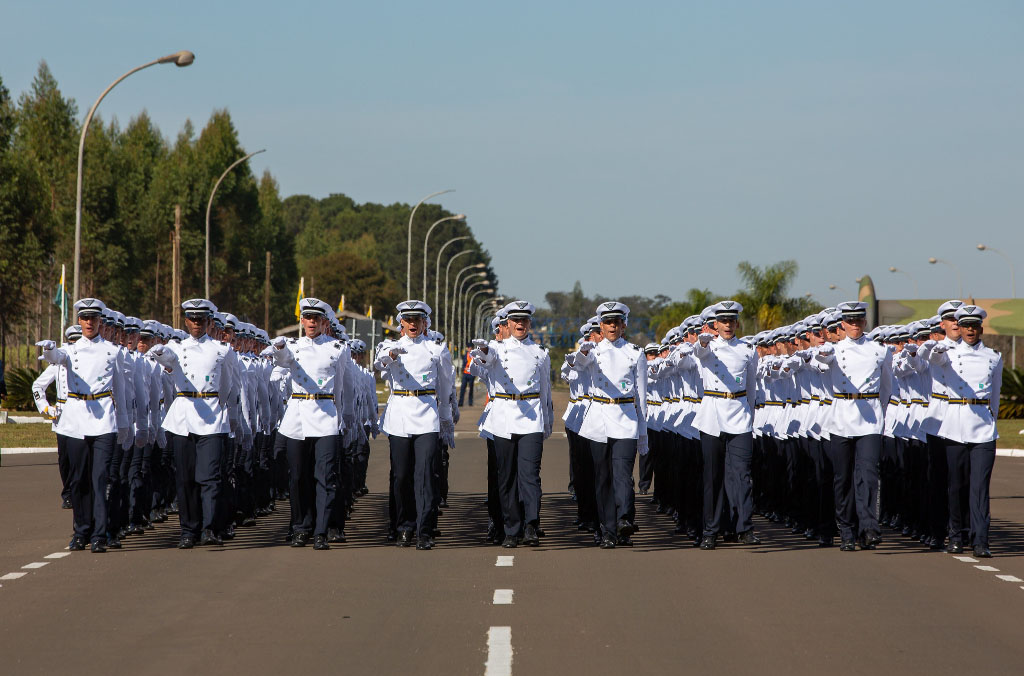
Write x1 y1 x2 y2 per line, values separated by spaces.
294 277 304 320
338 294 345 314
367 305 373 319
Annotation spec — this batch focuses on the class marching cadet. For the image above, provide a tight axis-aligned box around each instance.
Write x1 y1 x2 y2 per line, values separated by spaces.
32 324 82 509
128 319 165 534
693 301 759 550
562 323 599 534
266 298 353 550
147 299 250 549
374 300 456 550
813 301 892 552
926 304 1001 557
642 342 665 500
470 301 553 547
37 299 133 553
571 301 648 548
478 310 510 544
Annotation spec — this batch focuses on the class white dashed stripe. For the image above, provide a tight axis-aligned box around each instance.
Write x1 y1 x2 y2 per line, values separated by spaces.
44 552 70 559
0 572 27 580
995 575 1023 583
493 589 514 605
21 562 49 569
953 556 978 563
485 626 513 676
496 556 514 567
974 565 1000 572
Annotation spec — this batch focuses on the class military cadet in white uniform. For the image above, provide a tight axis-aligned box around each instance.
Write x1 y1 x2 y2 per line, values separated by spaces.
693 301 759 550
32 324 82 509
571 301 648 548
470 301 553 547
147 299 249 549
374 300 455 550
926 305 1001 557
38 299 132 553
813 301 892 551
266 298 353 550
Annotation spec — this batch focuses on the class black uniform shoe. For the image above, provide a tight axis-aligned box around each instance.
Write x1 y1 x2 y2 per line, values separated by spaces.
537 528 546 537
200 529 224 546
223 525 236 540
386 528 398 543
107 537 122 549
291 532 310 547
817 536 835 547
68 536 86 551
90 541 107 553
128 524 145 535
502 535 518 548
327 528 346 543
945 541 964 554
700 536 716 550
178 536 195 549
431 528 442 538
313 535 330 551
61 497 72 509
600 534 616 549
168 500 179 514
866 529 882 547
722 532 738 543
416 536 434 550
616 535 634 547
840 539 857 552
974 545 992 558
521 525 540 547
638 488 649 495
616 519 636 538
397 531 413 547
739 531 761 545
439 498 448 508
241 516 257 527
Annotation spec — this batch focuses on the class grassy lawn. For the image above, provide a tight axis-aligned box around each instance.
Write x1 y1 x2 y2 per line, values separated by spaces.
0 422 57 448
997 419 1024 443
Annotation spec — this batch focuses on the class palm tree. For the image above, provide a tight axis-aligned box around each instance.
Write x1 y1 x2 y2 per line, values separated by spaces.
734 260 821 332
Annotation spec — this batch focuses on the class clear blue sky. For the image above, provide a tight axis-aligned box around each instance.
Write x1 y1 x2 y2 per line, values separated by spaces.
2 1 1022 308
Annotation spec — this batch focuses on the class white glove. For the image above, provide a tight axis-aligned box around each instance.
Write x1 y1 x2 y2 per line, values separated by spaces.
931 343 950 354
156 429 167 449
697 333 714 347
259 346 275 357
116 427 132 449
148 344 166 358
815 344 835 362
370 421 380 439
903 343 918 355
35 340 56 351
272 336 287 349
921 339 937 350
637 434 649 456
440 419 455 448
134 430 149 448
578 341 596 355
472 338 489 350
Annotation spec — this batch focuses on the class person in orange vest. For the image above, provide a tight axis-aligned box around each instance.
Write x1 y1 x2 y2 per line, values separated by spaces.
459 341 477 406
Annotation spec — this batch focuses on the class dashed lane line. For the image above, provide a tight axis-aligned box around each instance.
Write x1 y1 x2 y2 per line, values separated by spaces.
493 589 514 605
44 552 70 559
953 556 978 563
1 573 28 581
21 562 49 570
974 565 1000 572
485 626 513 676
995 575 1023 583
495 556 514 567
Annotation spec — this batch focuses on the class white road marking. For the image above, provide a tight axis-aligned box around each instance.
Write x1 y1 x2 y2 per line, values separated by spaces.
21 562 49 569
0 572 27 580
485 626 513 676
493 589 514 605
44 552 70 559
974 565 1000 572
953 556 978 563
995 575 1023 583
496 556 514 567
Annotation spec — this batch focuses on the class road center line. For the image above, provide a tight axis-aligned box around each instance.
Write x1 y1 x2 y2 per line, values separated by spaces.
952 556 978 563
0 572 28 580
995 575 1023 583
44 552 70 559
22 562 49 570
974 565 1000 572
485 626 513 676
493 589 514 605
496 556 514 567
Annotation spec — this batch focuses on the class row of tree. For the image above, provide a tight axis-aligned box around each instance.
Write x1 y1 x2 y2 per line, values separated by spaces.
0 62 495 368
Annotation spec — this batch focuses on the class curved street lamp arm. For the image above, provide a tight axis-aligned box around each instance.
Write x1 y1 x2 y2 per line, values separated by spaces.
205 149 266 297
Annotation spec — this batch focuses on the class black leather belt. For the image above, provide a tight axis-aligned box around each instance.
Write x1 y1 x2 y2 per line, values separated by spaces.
68 390 112 401
175 391 219 399
494 392 540 401
590 396 635 405
392 389 436 397
947 398 990 406
290 393 334 400
834 392 879 400
704 390 747 400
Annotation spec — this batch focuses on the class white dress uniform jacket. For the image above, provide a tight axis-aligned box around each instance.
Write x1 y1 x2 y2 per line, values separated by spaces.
374 334 454 437
814 335 892 437
41 336 131 439
693 336 758 436
474 335 553 439
929 340 1002 444
272 334 354 440
572 337 648 444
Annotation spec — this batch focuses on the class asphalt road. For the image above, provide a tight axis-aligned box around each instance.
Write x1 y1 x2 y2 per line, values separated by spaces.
2 395 1024 675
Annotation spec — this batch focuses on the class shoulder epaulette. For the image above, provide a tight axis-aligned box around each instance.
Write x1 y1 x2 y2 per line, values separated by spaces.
629 343 640 351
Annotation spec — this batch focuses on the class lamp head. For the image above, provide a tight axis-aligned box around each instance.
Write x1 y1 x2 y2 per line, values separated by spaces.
928 257 938 264
977 244 986 251
159 50 195 67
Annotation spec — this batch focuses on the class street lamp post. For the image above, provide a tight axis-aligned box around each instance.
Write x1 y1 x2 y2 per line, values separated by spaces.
423 214 465 298
435 236 471 317
977 243 1018 368
407 189 454 298
447 263 484 337
888 266 919 299
73 50 195 302
461 284 492 349
928 257 963 299
452 273 487 349
205 149 266 298
828 284 848 296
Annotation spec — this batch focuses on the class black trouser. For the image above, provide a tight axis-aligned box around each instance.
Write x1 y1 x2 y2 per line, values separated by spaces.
66 433 115 544
880 435 900 523
253 432 273 510
486 437 504 536
272 431 289 499
330 438 353 530
458 373 475 407
286 435 338 537
802 437 820 532
926 434 949 543
108 438 130 538
492 432 544 537
588 437 635 537
638 429 657 492
567 429 597 527
56 433 71 503
390 432 438 537
946 440 996 547
172 432 225 539
783 438 799 522
701 431 754 538
128 442 153 526
830 434 880 540
234 435 256 522
684 436 703 534
150 439 174 511
814 438 836 537
354 426 371 491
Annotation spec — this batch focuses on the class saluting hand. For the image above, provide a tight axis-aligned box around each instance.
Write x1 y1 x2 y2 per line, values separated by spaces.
272 336 287 350
697 333 714 347
35 340 56 351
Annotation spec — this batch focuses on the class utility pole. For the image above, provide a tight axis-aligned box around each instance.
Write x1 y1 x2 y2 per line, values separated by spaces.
264 250 271 330
172 205 182 329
